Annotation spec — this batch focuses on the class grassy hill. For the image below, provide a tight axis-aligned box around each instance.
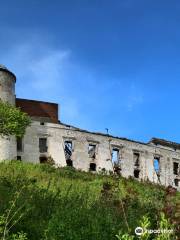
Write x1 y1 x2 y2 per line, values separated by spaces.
0 161 179 240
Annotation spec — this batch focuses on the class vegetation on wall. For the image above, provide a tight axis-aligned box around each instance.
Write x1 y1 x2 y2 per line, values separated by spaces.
0 161 179 240
0 101 31 137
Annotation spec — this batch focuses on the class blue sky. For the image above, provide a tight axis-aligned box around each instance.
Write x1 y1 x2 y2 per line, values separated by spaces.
1 0 180 143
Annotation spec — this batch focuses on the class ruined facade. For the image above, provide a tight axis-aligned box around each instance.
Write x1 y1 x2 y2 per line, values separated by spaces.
0 65 179 190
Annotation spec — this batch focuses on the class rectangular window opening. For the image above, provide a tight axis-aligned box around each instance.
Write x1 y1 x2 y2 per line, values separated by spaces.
66 159 73 167
64 141 73 160
88 144 96 158
17 137 23 152
17 156 21 161
174 178 179 187
39 138 48 153
89 163 96 171
173 162 179 175
153 157 160 173
112 149 119 164
39 156 48 163
134 169 140 178
133 152 140 167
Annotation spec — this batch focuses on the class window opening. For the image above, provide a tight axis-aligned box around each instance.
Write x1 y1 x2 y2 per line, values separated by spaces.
39 138 48 153
173 162 179 175
89 163 96 171
88 144 96 158
17 138 23 152
134 152 140 167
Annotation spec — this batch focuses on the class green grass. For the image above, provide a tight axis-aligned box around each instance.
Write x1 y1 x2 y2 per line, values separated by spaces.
0 161 179 240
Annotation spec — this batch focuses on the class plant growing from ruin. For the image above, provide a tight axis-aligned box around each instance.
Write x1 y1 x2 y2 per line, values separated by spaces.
0 161 179 240
0 186 30 240
115 214 176 240
0 101 31 138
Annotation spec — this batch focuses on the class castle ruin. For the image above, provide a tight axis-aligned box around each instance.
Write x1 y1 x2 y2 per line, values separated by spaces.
0 65 179 189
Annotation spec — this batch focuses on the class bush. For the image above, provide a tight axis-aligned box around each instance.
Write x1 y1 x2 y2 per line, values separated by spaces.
0 161 179 239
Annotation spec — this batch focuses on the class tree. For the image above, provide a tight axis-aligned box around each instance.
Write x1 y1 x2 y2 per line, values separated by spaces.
0 101 31 137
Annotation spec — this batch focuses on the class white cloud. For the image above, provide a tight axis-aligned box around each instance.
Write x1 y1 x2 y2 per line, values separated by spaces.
2 40 70 91
28 49 70 91
0 32 145 134
0 36 81 122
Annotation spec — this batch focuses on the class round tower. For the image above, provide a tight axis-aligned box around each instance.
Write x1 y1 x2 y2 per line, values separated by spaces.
0 65 16 104
0 65 17 161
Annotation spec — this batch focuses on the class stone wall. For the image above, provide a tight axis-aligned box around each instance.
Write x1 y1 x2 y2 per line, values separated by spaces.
16 121 180 190
0 70 15 104
0 67 16 160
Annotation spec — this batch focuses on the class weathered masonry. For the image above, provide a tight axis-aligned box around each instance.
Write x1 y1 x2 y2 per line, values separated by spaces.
0 65 179 190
